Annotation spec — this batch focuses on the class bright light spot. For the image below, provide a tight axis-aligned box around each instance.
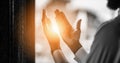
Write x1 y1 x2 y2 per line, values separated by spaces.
52 22 59 34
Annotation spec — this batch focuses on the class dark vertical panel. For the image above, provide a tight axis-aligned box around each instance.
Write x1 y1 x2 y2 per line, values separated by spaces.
25 0 35 62
0 0 9 63
0 0 35 63
21 0 35 63
13 0 35 63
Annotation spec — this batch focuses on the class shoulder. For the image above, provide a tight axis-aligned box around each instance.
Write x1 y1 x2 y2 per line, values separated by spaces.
95 16 120 37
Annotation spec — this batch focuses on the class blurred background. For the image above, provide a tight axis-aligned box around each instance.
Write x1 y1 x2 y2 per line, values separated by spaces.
35 0 118 63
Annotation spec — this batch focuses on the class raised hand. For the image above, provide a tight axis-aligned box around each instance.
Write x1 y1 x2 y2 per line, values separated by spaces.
42 10 60 53
55 9 82 53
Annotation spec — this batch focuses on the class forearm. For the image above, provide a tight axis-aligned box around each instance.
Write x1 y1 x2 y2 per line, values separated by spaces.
52 49 69 63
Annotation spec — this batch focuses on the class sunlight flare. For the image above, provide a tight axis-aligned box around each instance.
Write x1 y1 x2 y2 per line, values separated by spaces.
52 22 59 34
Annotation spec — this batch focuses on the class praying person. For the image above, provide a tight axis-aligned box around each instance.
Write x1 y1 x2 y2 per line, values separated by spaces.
42 0 120 63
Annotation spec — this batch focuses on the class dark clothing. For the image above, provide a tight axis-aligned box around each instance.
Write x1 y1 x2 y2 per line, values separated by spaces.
86 15 120 63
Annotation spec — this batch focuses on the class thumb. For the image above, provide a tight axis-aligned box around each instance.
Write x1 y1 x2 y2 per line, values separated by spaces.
76 19 82 30
73 19 82 40
42 9 46 21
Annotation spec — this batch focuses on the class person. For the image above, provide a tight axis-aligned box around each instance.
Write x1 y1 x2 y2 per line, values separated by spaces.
42 0 120 63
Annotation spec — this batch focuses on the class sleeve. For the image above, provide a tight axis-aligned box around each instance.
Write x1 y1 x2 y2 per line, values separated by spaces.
74 47 88 63
114 39 120 63
52 49 69 63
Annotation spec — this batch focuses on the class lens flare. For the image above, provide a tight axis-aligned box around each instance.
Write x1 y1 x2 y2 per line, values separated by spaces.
52 22 59 34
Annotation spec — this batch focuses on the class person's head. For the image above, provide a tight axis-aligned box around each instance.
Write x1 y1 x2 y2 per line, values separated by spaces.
107 0 120 10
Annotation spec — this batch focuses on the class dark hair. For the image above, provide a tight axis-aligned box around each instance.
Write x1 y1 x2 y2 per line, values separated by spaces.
107 0 120 10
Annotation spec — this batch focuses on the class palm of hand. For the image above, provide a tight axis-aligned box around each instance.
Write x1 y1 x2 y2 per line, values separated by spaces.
55 9 81 46
42 10 60 53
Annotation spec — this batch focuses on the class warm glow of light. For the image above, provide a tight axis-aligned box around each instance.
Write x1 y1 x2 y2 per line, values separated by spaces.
52 22 59 34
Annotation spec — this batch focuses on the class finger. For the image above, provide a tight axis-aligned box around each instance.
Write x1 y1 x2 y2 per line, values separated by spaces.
41 10 50 36
55 9 71 28
55 9 69 27
55 10 73 33
42 9 46 31
76 19 82 30
42 9 46 22
42 9 50 24
55 10 64 33
46 18 52 32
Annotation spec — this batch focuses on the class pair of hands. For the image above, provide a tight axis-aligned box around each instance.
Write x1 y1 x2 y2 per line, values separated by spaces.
42 9 82 54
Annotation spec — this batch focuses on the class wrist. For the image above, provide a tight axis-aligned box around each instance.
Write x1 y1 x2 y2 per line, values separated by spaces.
69 39 82 53
51 46 61 54
52 49 69 63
